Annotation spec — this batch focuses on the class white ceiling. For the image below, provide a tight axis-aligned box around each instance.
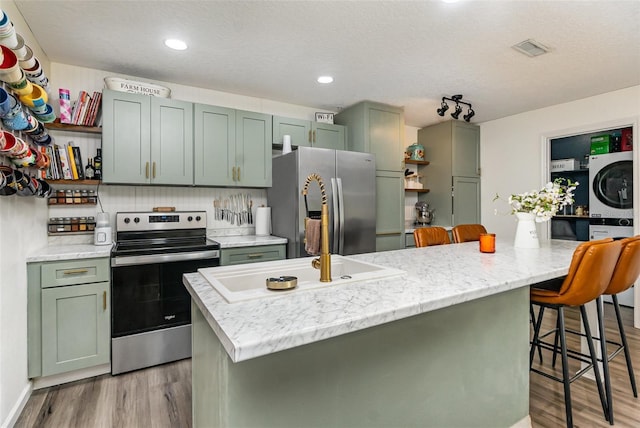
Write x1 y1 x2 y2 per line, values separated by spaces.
14 0 640 128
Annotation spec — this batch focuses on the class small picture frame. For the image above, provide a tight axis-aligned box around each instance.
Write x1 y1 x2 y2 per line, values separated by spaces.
315 112 334 124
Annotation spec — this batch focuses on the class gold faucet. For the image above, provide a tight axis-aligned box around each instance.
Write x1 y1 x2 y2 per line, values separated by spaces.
302 173 331 282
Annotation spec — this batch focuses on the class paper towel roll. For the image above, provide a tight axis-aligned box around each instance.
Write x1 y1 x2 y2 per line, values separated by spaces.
255 206 271 236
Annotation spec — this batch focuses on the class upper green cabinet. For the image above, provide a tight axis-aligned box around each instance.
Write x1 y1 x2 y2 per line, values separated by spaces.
102 90 193 185
273 116 345 150
334 101 405 171
194 106 272 187
418 120 480 226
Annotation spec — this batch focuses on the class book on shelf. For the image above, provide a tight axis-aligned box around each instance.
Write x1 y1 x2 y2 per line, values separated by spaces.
66 143 79 179
55 144 73 179
66 90 102 127
72 145 85 180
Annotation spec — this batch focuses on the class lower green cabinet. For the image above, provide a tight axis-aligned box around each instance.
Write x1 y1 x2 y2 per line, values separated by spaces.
41 281 110 376
220 245 286 266
28 257 111 379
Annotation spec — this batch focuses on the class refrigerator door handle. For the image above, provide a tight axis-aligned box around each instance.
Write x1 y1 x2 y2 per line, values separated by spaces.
337 177 345 255
331 178 340 254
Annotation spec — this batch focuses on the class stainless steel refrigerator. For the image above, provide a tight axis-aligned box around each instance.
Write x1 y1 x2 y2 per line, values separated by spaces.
267 146 376 258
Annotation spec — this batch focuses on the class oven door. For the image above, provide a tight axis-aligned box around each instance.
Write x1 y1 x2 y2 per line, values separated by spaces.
111 254 219 338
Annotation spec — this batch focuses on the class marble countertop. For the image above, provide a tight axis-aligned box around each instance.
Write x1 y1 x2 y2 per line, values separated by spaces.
210 235 287 248
184 239 581 363
27 244 113 263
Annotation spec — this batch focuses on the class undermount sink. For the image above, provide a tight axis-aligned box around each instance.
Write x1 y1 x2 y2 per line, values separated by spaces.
198 255 405 303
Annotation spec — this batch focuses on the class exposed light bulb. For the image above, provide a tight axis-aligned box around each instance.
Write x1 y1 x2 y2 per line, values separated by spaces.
317 76 334 84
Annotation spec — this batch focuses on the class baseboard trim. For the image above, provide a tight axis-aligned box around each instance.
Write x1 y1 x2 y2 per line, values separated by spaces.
510 414 532 428
32 363 110 390
1 382 32 428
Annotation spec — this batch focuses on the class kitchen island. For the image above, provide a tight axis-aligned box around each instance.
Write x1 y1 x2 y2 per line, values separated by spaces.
183 239 581 428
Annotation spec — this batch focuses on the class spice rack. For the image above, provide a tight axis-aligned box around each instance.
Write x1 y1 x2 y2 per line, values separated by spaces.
47 188 97 205
48 216 96 235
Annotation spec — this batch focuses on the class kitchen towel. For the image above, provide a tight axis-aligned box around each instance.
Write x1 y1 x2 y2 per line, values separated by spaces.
255 206 271 236
305 218 321 255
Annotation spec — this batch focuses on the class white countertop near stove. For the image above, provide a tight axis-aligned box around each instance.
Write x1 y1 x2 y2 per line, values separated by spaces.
27 244 113 263
184 239 581 363
210 235 287 248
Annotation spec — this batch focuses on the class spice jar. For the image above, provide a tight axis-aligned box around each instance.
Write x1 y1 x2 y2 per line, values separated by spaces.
87 216 96 231
57 189 65 204
79 217 88 231
73 189 82 204
62 217 72 232
88 190 97 204
81 190 88 204
65 190 73 204
70 217 80 232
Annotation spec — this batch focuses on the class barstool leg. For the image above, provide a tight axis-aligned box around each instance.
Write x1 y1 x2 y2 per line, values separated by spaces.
530 305 546 368
530 303 544 363
580 305 609 423
596 297 613 424
557 307 573 428
612 295 638 397
552 314 560 368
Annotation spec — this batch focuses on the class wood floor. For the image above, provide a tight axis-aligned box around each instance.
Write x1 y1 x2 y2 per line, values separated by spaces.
530 304 640 428
15 305 640 428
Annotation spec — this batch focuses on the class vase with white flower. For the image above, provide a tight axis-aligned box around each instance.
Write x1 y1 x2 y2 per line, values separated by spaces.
498 178 578 248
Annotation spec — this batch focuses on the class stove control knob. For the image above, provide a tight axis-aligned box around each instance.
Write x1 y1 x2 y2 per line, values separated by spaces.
134 217 140 223
188 216 193 222
196 216 202 222
124 217 130 224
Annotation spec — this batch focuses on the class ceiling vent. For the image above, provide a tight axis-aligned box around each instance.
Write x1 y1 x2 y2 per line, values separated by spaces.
512 39 550 57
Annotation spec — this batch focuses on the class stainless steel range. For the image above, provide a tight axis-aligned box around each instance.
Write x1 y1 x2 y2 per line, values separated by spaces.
110 211 219 375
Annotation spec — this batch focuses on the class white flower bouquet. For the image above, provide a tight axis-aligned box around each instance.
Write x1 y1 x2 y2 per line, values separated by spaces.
507 178 578 222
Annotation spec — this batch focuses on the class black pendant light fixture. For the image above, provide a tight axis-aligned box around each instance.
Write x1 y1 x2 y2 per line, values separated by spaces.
436 94 474 122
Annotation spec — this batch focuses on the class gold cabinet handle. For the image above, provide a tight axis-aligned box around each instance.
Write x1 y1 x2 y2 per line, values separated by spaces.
103 291 107 311
313 130 316 143
247 253 264 259
152 162 156 178
237 167 240 181
63 269 88 275
308 130 312 143
232 166 236 181
145 162 149 178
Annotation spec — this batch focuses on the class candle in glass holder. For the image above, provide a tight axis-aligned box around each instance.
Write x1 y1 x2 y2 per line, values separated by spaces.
479 233 496 253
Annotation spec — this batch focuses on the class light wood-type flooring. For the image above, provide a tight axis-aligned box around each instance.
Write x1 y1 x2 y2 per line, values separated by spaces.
15 305 640 428
530 303 640 427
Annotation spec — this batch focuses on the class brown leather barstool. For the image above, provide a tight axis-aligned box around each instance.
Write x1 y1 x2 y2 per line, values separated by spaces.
451 224 487 243
529 238 622 428
413 227 451 247
595 236 640 424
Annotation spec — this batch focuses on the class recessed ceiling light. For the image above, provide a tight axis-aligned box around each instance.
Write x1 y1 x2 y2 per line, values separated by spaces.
317 76 334 84
164 39 188 51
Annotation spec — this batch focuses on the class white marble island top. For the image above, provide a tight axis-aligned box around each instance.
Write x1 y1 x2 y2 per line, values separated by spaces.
183 239 581 363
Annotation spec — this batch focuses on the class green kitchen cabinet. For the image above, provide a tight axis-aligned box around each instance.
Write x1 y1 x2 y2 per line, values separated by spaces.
41 281 110 376
194 106 272 187
28 258 110 379
273 116 345 150
194 104 236 186
334 101 405 171
335 102 406 251
220 244 286 266
375 170 405 251
102 89 193 185
418 120 481 227
235 110 273 187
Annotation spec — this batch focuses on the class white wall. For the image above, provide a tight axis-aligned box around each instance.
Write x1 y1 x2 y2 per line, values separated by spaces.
479 85 640 327
0 1 51 426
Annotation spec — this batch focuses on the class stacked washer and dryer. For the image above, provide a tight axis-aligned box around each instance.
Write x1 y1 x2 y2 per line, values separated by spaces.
589 149 634 306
